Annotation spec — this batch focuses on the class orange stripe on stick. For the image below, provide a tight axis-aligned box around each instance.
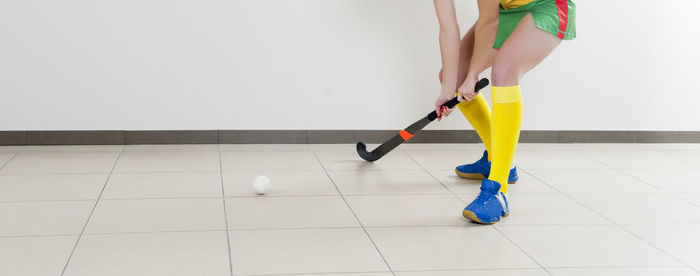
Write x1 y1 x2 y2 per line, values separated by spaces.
399 130 414 141
555 0 568 39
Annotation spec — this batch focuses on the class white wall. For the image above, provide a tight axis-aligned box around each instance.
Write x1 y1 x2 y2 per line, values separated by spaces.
1 0 699 131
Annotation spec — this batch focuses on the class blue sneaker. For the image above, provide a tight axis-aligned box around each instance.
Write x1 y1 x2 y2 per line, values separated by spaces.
455 151 519 184
462 179 510 224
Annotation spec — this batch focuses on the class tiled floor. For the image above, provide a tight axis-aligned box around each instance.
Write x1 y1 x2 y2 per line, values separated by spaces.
0 143 699 276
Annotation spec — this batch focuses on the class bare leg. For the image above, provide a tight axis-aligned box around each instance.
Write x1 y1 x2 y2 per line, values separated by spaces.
488 13 562 191
463 13 567 224
491 13 561 86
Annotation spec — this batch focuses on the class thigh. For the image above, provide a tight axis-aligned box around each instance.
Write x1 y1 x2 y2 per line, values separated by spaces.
491 13 561 86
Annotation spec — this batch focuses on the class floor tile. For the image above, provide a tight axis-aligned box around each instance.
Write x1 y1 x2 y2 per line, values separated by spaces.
315 149 421 171
665 149 700 167
399 143 483 151
290 273 393 276
405 150 485 170
0 235 77 275
429 169 481 195
639 144 700 150
228 228 388 275
0 146 24 153
114 151 220 173
64 231 230 276
514 149 607 170
397 269 549 276
433 169 558 194
571 193 700 224
526 169 659 194
522 144 675 151
1 152 119 174
225 196 358 229
0 153 16 168
367 226 538 271
625 224 700 266
579 149 695 169
0 200 94 236
102 172 221 199
0 174 107 201
220 151 323 172
463 194 608 225
309 144 378 151
497 225 680 267
219 144 310 151
85 198 225 233
516 143 576 150
223 171 338 197
327 170 449 195
123 144 218 152
548 267 698 276
621 168 700 192
680 193 700 206
22 145 123 153
346 195 466 227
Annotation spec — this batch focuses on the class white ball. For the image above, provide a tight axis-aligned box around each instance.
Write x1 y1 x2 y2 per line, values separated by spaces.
252 175 271 195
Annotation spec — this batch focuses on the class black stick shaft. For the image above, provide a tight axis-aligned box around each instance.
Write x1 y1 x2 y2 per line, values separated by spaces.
357 78 489 162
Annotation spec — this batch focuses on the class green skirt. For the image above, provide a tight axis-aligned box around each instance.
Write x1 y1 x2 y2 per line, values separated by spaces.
494 0 576 48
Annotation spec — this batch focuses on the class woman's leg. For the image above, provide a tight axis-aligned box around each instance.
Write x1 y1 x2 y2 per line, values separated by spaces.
488 13 561 193
441 24 497 160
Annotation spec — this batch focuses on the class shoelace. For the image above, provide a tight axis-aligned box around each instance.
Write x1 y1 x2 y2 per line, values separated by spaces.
471 187 497 206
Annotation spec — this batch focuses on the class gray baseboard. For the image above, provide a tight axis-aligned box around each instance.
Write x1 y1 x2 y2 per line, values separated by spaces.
0 130 698 145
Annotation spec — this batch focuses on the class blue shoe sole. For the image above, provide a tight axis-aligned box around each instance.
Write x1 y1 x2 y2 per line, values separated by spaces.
462 209 510 225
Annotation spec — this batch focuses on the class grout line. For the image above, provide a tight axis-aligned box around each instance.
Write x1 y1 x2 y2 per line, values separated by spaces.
491 225 555 276
0 152 21 172
244 270 392 276
392 267 548 273
403 149 554 276
403 151 469 204
674 192 700 209
14 222 700 240
3 191 649 204
60 150 123 275
309 149 396 276
0 233 79 239
0 144 27 171
657 149 699 168
0 171 122 176
634 151 700 208
0 199 101 203
217 143 235 276
521 164 694 270
70 229 228 236
239 266 699 276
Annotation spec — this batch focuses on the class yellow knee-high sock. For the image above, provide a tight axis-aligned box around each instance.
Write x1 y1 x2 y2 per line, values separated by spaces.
457 93 492 161
488 85 522 193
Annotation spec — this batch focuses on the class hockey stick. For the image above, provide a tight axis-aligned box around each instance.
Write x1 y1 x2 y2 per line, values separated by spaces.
357 78 489 162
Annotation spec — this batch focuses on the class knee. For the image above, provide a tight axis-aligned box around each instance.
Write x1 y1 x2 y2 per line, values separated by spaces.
490 62 520 86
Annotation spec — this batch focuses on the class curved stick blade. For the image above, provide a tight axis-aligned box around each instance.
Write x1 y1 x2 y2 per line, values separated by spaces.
356 142 379 162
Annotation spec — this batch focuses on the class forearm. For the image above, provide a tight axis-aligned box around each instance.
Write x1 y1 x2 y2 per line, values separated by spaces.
439 29 461 93
466 19 498 78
